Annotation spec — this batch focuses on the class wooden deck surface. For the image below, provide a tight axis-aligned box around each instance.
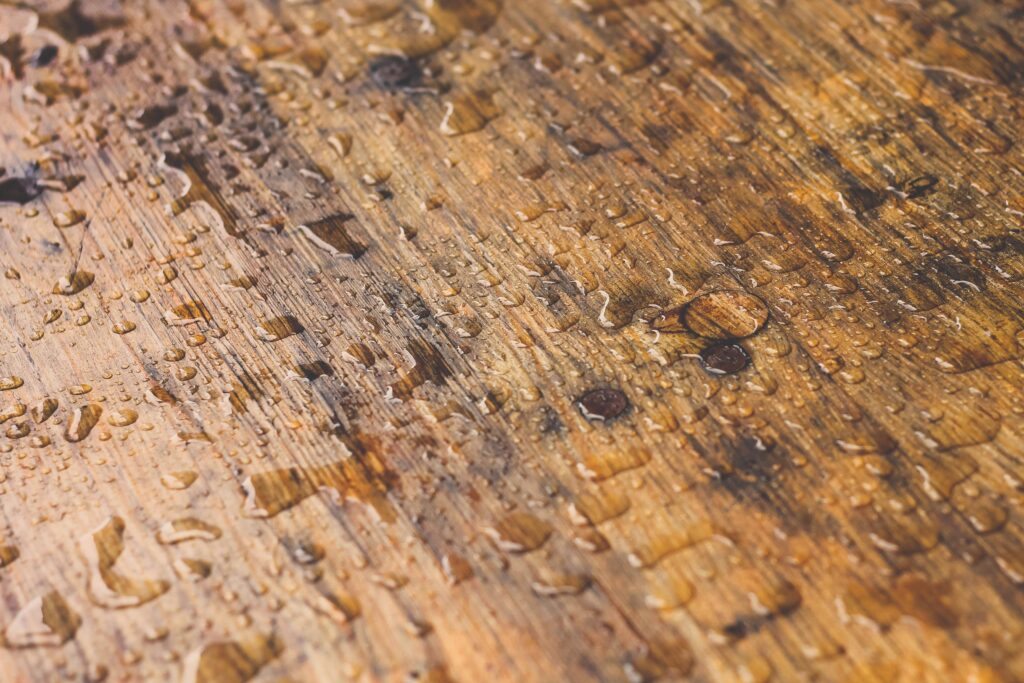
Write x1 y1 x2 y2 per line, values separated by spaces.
1 0 1023 681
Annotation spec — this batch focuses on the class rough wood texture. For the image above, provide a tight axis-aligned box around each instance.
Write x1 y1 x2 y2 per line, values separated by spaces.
0 0 1022 681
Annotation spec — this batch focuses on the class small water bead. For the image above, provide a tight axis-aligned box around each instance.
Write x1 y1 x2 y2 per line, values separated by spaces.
156 266 178 284
6 422 30 439
53 271 95 295
107 408 138 427
174 558 212 581
327 132 351 157
160 471 198 490
441 553 474 585
30 398 58 423
0 377 24 391
176 367 198 381
156 518 222 544
0 403 27 422
482 512 552 553
53 209 86 228
0 546 19 568
531 570 590 597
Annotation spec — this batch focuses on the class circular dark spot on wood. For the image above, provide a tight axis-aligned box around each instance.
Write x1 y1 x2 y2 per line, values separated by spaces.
577 388 629 421
369 56 423 91
29 44 59 68
0 177 43 205
700 343 750 375
904 174 938 199
683 290 768 340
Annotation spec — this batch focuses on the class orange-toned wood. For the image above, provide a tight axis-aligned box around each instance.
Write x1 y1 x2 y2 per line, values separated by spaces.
0 0 1022 681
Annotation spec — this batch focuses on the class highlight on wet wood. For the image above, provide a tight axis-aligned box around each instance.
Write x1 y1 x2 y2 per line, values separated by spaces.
0 0 1022 680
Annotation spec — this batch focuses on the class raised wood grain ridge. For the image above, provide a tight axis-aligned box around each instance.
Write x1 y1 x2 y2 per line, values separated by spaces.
0 0 1023 681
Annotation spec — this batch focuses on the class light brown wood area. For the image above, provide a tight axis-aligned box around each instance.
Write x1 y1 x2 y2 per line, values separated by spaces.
0 0 1022 680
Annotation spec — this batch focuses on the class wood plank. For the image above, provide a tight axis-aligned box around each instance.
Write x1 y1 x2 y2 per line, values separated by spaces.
0 0 1022 680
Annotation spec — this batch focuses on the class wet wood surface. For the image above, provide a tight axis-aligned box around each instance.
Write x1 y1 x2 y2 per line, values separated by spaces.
0 0 1022 681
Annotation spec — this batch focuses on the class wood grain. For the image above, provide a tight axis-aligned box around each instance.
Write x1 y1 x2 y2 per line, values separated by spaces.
0 0 1022 681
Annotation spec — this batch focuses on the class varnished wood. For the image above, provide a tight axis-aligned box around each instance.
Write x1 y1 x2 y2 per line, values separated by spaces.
0 0 1023 681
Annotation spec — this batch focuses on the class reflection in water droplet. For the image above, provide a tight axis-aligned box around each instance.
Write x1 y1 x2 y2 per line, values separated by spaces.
111 320 137 335
65 404 103 442
440 91 500 136
79 516 170 609
441 552 474 585
174 558 213 581
161 471 198 490
2 591 80 648
683 290 769 340
257 316 304 342
297 214 367 258
180 632 282 683
482 512 552 553
53 271 95 295
0 376 24 391
53 209 86 228
166 300 212 325
242 438 394 522
0 545 19 567
107 408 138 427
156 518 222 545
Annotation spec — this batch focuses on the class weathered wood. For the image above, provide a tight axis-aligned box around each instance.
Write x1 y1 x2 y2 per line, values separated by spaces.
0 0 1022 681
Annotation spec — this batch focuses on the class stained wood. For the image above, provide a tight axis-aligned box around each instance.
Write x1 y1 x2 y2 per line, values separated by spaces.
0 0 1022 681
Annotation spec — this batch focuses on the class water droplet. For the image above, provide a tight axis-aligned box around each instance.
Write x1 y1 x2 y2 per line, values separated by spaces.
482 512 552 553
161 471 198 490
683 290 769 340
0 376 24 391
181 632 282 683
297 214 367 258
65 404 102 442
79 516 169 608
156 518 222 545
257 316 304 342
2 592 80 648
